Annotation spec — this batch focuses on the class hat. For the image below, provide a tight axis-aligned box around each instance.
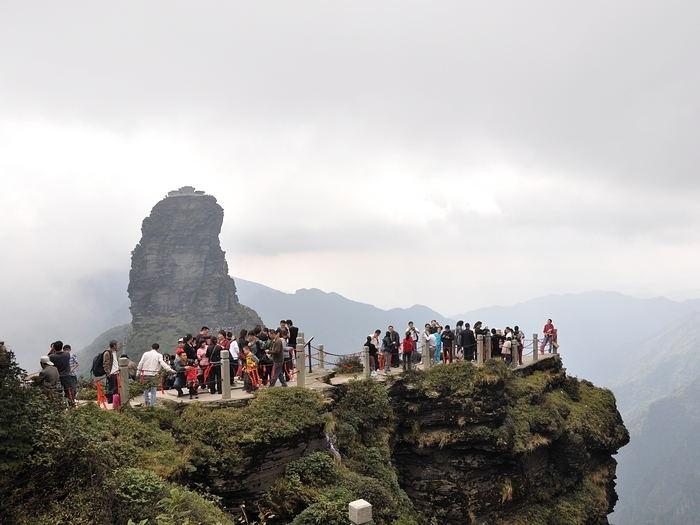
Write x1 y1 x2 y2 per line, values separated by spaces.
175 348 185 355
178 338 184 342
40 356 54 366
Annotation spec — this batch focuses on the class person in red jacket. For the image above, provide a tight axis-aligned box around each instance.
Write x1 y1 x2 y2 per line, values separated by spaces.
402 332 415 371
542 319 555 354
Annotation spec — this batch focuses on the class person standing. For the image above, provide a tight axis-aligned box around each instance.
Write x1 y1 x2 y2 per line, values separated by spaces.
387 326 400 367
136 343 175 407
370 329 382 371
65 345 79 396
402 332 414 371
421 324 431 365
49 340 75 404
365 335 378 377
441 325 455 364
267 330 288 387
286 320 299 349
454 321 464 360
208 339 223 395
382 331 393 373
428 327 438 366
462 323 476 362
50 341 77 404
102 340 120 404
543 319 555 354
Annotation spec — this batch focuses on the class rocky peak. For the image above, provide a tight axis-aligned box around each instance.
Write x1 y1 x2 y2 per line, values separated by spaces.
127 188 261 348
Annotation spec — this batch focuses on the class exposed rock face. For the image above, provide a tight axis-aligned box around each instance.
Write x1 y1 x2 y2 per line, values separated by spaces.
125 187 261 356
389 357 629 524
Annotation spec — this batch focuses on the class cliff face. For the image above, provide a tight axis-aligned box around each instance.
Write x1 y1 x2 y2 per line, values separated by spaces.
179 357 628 525
124 187 261 356
129 187 256 328
389 357 629 524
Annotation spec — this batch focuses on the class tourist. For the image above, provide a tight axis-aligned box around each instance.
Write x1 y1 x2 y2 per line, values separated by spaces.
441 325 454 364
33 356 62 393
402 332 414 371
435 326 444 364
425 326 437 365
462 323 476 362
136 343 175 407
454 320 464 359
121 354 138 381
48 340 74 404
543 319 555 354
173 349 197 398
183 334 196 360
382 330 393 373
513 325 524 365
241 344 260 393
195 327 211 348
185 357 199 399
365 335 378 378
196 340 209 389
420 324 431 363
387 326 400 367
208 338 222 395
370 329 382 371
64 345 79 396
286 319 299 349
267 330 288 387
102 340 120 404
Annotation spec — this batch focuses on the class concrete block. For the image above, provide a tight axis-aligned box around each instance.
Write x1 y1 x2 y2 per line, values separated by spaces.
348 499 372 524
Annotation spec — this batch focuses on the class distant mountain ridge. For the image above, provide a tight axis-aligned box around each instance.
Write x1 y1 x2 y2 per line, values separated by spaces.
234 278 454 361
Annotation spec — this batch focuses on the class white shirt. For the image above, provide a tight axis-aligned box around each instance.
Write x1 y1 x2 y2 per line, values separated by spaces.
136 349 174 375
110 350 119 375
229 339 240 360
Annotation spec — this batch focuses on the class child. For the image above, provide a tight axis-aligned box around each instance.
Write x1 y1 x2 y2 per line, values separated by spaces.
185 357 199 399
241 344 260 393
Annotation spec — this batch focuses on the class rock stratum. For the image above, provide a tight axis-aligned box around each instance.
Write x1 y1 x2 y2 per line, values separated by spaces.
175 357 629 525
129 187 259 329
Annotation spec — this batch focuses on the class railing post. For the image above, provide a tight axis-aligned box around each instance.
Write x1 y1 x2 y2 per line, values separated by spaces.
553 329 558 354
318 344 325 369
423 339 432 370
296 336 305 388
476 335 484 365
533 334 539 361
349 499 372 525
485 334 492 361
118 357 130 405
363 346 370 379
510 341 518 369
221 350 231 399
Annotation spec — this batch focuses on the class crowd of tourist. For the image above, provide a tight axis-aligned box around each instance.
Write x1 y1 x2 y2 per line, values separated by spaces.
29 318 557 407
365 318 558 377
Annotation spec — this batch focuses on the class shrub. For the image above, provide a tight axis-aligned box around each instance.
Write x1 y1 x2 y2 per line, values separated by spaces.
285 452 341 486
333 355 363 375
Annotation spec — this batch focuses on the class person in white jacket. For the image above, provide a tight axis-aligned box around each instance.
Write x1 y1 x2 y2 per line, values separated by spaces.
136 343 175 407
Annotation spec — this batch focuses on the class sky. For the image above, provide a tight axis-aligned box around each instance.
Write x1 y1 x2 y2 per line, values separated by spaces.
2 1 700 369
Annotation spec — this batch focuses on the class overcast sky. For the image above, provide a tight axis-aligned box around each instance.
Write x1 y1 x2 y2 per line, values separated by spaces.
2 1 700 369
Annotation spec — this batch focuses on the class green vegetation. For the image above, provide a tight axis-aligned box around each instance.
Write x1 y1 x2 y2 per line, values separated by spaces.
0 341 626 525
333 355 364 375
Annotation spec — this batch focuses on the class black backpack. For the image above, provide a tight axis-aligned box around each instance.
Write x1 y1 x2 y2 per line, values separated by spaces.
91 352 107 378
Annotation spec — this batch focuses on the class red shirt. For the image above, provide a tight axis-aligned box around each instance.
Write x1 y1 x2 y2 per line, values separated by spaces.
543 323 554 337
403 339 414 353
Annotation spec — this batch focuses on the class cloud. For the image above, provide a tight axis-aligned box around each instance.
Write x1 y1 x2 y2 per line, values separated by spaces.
2 1 700 369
